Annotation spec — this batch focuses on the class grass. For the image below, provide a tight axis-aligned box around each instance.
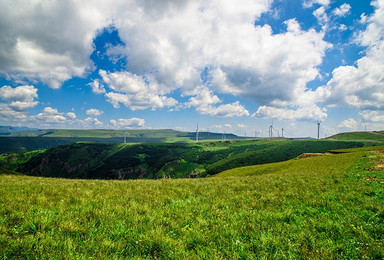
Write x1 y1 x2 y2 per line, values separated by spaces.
1 147 383 258
328 131 384 143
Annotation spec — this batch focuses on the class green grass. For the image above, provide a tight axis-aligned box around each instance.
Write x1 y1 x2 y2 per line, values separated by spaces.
1 147 383 258
328 131 384 143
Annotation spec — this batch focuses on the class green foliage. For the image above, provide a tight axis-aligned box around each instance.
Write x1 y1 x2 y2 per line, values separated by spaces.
1 147 383 258
0 140 366 180
206 140 364 175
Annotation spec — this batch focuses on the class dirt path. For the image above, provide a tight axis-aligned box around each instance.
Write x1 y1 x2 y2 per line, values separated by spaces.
368 131 384 137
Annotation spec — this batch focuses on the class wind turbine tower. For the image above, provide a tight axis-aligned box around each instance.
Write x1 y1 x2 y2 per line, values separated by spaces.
123 131 127 143
269 120 274 138
317 121 321 139
281 128 284 138
196 123 199 142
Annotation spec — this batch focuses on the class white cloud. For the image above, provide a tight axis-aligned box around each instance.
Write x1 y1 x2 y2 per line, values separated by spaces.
84 117 103 127
325 0 384 110
0 85 37 101
1 1 333 122
338 24 348 31
66 112 77 119
0 103 27 122
333 3 351 17
99 69 178 111
109 118 145 128
0 85 38 111
43 107 59 115
34 107 66 123
89 79 106 94
86 108 104 117
360 110 384 123
303 0 330 8
8 101 38 111
253 105 327 122
0 0 110 88
338 118 358 130
237 124 247 128
109 2 330 114
313 6 329 28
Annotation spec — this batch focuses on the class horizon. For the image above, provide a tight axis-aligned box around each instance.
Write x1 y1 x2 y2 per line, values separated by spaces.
1 0 383 138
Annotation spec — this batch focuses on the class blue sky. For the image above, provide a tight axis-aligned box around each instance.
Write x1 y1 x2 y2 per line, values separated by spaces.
0 0 383 137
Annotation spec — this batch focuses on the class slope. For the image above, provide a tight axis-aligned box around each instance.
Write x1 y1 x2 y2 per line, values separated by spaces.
327 131 384 143
0 139 367 179
0 147 383 258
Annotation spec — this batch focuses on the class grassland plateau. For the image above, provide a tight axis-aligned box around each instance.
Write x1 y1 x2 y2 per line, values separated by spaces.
0 130 383 258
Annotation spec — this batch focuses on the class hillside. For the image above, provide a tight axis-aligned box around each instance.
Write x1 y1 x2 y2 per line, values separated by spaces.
1 146 383 258
1 139 367 179
327 131 384 143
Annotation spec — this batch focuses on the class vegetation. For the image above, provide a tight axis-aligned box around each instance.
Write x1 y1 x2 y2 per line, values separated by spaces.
205 140 364 175
328 131 384 143
1 146 383 258
0 139 366 180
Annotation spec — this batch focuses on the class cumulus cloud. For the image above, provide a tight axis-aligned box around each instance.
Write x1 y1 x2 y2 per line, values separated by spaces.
197 101 250 118
1 0 335 122
34 107 66 123
313 6 329 28
84 117 103 127
338 118 358 130
0 0 111 88
302 0 330 8
325 0 384 110
0 103 27 122
100 1 329 116
86 108 104 117
360 110 384 123
0 85 38 111
98 69 178 111
109 118 145 128
89 79 106 94
333 3 351 17
66 112 77 119
253 105 327 122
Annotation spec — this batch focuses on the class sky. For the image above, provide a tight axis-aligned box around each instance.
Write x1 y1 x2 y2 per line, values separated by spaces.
0 0 383 138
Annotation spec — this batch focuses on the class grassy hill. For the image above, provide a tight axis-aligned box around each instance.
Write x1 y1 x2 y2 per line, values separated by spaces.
1 139 366 179
328 131 384 143
1 146 383 258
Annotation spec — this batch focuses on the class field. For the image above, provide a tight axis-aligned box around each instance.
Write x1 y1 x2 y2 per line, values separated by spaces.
1 146 383 258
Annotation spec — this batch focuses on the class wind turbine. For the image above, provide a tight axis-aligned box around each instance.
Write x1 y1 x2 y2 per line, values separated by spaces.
123 131 127 143
269 120 274 138
196 123 199 142
281 128 284 138
317 121 321 139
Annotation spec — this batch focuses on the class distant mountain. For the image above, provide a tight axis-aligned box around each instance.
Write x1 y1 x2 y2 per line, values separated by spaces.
0 126 39 136
0 128 245 153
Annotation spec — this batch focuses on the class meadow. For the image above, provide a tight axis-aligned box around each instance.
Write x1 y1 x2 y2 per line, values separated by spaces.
1 146 383 258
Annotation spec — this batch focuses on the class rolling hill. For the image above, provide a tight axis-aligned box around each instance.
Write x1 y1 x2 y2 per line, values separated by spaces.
0 139 366 180
327 131 384 143
0 128 241 153
1 145 383 258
